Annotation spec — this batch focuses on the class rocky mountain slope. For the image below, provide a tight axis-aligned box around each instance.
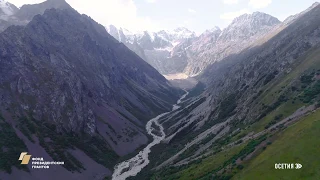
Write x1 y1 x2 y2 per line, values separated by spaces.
0 0 71 32
181 12 281 76
130 3 320 180
0 1 181 179
0 0 18 17
1 0 320 179
108 12 281 77
106 25 196 74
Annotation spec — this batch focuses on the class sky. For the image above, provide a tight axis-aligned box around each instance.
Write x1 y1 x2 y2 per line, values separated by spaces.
9 0 318 34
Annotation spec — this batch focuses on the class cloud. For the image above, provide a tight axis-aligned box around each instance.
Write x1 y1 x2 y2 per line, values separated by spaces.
9 0 44 7
223 0 239 5
9 0 160 32
145 0 157 3
220 9 250 20
249 0 272 9
67 0 159 32
188 8 196 14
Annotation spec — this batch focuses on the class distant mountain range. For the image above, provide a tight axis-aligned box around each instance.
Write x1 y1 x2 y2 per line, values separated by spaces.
106 12 282 76
132 2 320 180
1 0 320 179
106 25 196 74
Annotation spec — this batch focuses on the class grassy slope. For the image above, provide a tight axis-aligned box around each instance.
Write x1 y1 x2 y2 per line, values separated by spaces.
176 144 245 180
236 47 320 137
233 109 320 180
260 47 320 105
242 100 304 135
151 41 320 180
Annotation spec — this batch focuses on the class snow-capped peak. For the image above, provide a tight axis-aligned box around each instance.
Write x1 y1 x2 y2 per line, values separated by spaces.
209 26 221 32
202 26 221 35
156 27 196 41
121 28 134 37
144 31 155 42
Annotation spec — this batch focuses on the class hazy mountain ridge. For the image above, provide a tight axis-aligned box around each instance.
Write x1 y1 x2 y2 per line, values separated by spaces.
107 12 282 76
0 0 18 16
1 0 320 179
106 25 196 74
0 0 72 32
182 12 281 76
130 3 320 179
0 7 180 152
0 1 181 179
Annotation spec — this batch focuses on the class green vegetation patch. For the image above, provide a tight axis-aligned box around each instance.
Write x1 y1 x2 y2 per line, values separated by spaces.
19 116 119 172
185 82 206 99
233 110 320 180
302 80 320 103
153 144 245 180
0 114 29 173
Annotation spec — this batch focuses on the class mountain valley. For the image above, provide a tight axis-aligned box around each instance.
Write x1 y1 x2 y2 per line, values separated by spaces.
0 1 320 180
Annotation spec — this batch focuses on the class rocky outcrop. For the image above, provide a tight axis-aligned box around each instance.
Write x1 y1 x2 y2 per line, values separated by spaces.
106 25 196 74
141 3 320 175
14 0 72 21
106 13 282 76
0 0 72 32
180 12 281 76
0 7 181 155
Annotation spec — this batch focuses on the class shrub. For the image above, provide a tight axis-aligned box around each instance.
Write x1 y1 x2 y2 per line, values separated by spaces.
237 164 244 170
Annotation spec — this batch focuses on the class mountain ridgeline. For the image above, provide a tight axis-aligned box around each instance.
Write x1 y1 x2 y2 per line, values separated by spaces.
107 12 282 76
1 0 320 180
0 1 181 179
124 2 320 180
106 25 196 75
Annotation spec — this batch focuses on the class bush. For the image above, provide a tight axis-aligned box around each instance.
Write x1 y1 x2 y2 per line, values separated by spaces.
300 74 314 84
218 93 238 119
0 115 29 173
264 115 283 129
235 139 243 144
316 100 320 108
263 71 278 85
302 80 320 103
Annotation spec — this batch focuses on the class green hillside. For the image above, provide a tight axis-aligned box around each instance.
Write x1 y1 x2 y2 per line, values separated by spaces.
233 109 320 180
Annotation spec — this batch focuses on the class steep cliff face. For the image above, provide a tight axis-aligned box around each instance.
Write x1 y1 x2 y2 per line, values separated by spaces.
106 13 281 76
14 0 72 21
0 0 71 32
176 4 320 149
0 0 18 16
132 3 320 180
181 12 281 76
0 7 182 179
106 25 196 74
1 6 180 145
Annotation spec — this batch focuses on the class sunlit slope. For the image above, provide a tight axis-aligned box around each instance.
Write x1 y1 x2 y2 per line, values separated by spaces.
233 109 320 180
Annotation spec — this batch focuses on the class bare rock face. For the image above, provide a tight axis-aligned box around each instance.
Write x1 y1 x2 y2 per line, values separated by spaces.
141 4 320 175
0 0 18 16
106 25 196 74
180 12 281 76
106 13 281 76
0 0 72 32
0 8 180 151
0 2 182 178
14 0 72 21
219 12 280 42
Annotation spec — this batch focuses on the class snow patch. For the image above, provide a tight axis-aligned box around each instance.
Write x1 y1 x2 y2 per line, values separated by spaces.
184 45 192 50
